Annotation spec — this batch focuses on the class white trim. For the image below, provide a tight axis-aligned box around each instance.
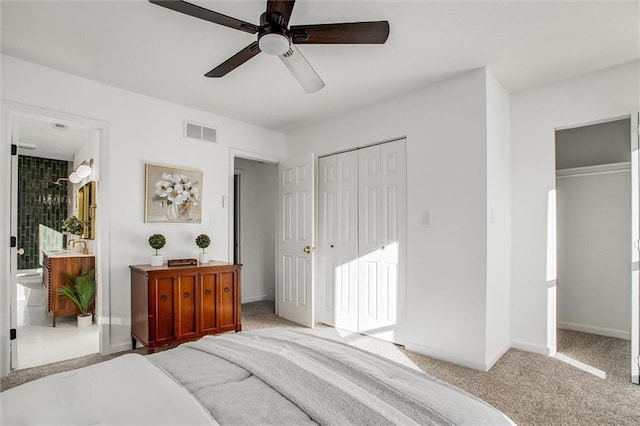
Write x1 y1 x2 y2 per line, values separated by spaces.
558 321 630 340
242 295 270 304
556 162 631 178
511 340 554 356
486 344 512 370
0 101 111 378
405 341 489 372
554 115 632 132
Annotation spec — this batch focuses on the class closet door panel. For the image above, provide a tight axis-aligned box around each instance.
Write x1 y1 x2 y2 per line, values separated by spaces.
318 156 337 325
335 151 359 332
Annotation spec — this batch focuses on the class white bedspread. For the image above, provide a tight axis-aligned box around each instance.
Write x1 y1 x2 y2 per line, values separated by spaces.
0 354 217 426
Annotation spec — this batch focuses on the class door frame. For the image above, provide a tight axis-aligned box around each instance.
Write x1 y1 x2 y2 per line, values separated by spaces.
1 101 111 376
227 148 279 306
553 113 639 384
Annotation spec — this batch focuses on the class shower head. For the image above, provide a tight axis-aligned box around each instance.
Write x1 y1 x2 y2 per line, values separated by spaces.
50 178 69 186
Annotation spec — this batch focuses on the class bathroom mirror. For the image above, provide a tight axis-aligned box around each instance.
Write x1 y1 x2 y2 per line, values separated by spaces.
77 181 96 239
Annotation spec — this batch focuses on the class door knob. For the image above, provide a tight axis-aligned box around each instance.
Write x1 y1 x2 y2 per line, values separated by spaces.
303 245 317 254
17 248 24 255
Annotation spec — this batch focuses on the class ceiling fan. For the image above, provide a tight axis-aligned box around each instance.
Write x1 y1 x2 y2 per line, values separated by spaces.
149 0 390 93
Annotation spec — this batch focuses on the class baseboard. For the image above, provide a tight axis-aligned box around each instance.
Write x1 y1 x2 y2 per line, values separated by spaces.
486 343 511 370
558 321 630 340
511 340 553 356
242 295 269 304
110 341 133 354
405 341 488 371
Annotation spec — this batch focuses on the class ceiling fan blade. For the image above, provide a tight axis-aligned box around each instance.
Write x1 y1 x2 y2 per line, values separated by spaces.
290 21 389 44
279 45 325 94
266 0 296 27
149 0 258 34
205 42 261 77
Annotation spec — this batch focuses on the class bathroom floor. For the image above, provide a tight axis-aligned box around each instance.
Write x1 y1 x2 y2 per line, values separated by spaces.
16 285 98 370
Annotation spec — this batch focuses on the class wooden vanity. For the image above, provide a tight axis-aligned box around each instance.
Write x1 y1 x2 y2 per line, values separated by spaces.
43 252 95 327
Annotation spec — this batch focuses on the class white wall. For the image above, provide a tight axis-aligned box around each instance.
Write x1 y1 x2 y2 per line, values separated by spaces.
485 70 512 364
0 55 287 358
235 157 277 303
288 68 506 370
511 61 640 354
556 168 631 339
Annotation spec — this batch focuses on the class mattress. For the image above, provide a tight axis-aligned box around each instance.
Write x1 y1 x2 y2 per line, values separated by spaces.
0 328 515 425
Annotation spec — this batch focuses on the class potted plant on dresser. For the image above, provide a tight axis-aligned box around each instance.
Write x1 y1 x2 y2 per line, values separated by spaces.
148 234 166 266
195 234 210 264
58 267 95 327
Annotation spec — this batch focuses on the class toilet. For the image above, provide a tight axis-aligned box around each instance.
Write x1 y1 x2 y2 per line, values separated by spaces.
17 269 44 307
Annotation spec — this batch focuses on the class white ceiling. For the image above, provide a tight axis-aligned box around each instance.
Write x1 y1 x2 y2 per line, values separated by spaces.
14 117 97 161
1 0 638 132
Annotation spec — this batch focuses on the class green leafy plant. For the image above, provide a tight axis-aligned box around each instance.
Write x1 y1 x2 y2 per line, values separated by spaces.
195 234 210 253
62 216 84 235
58 267 95 317
148 234 166 255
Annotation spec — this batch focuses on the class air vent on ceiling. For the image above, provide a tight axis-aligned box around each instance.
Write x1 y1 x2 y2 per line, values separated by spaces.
184 120 217 143
52 123 67 130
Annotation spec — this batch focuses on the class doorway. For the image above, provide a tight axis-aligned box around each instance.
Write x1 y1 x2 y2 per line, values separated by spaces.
2 103 110 376
230 153 278 306
555 117 634 379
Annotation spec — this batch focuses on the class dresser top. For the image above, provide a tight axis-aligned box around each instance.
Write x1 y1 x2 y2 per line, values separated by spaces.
130 261 239 273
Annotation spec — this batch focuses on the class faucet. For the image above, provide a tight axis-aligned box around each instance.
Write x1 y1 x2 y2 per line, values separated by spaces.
72 240 88 255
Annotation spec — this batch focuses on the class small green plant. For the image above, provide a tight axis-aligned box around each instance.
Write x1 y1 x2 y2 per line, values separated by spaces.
62 216 84 235
58 267 95 317
148 234 166 255
195 234 211 253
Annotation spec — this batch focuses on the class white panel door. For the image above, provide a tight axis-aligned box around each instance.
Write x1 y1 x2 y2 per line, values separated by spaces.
317 156 337 326
358 140 406 344
277 154 315 327
318 152 359 331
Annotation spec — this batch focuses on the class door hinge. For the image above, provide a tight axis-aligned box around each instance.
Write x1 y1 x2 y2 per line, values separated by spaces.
11 144 17 156
10 329 16 340
10 236 17 248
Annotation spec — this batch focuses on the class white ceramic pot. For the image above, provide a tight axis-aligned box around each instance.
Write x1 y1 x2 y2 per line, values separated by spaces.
199 253 209 264
150 255 163 266
77 314 92 328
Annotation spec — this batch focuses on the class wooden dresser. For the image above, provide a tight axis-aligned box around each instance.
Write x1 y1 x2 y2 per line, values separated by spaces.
43 252 96 327
130 262 242 353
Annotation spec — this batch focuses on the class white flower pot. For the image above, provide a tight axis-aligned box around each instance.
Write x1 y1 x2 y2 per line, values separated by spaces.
199 253 209 264
77 314 92 328
150 255 163 266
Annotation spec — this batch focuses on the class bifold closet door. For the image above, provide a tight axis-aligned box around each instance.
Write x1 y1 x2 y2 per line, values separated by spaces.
317 152 358 331
358 140 406 343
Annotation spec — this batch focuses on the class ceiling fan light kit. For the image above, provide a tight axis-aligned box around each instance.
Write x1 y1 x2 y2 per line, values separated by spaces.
149 0 389 93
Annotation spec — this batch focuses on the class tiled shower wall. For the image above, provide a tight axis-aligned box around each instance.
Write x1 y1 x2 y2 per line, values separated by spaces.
18 155 70 270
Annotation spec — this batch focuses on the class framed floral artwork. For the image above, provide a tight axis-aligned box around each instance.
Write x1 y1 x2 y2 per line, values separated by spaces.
145 163 202 223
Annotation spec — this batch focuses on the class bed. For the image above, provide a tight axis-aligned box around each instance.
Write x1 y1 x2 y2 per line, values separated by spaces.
1 328 514 425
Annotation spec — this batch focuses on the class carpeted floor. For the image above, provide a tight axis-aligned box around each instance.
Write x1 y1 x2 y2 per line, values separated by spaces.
2 300 639 425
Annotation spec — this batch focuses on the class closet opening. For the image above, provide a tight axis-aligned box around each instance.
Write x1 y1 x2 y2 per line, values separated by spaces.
554 117 634 381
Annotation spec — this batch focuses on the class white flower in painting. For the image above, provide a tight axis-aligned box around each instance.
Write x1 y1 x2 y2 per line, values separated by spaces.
152 172 200 209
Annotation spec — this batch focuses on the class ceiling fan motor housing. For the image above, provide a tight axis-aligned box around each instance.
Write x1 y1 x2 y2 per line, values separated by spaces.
258 12 291 55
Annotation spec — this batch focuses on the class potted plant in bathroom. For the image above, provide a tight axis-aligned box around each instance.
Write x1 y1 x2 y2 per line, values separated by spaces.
195 234 211 264
62 216 85 252
58 267 95 328
149 233 166 266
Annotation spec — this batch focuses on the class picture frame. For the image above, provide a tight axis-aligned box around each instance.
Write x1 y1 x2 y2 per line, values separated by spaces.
145 163 202 224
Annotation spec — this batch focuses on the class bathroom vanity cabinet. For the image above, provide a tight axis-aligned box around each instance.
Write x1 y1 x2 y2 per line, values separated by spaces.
129 262 242 353
43 253 96 327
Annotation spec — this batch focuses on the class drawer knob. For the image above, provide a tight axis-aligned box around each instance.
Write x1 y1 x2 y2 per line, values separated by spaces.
205 289 212 296
224 287 230 293
183 292 190 298
160 295 168 302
